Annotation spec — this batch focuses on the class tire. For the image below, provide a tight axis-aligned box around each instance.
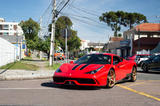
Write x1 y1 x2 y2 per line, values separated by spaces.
130 67 137 82
142 64 149 72
106 69 116 88
139 62 143 67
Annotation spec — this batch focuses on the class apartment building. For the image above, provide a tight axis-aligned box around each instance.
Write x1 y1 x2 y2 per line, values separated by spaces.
0 18 26 60
0 18 23 36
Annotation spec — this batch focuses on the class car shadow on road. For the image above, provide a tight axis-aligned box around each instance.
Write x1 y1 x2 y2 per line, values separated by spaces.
41 82 100 90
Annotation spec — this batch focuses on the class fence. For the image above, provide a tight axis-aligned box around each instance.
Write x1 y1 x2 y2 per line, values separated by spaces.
0 37 17 67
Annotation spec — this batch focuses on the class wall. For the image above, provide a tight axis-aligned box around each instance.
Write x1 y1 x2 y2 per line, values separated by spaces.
0 37 17 67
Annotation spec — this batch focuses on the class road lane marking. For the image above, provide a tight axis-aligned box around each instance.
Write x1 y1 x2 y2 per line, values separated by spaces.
127 81 147 87
117 84 160 102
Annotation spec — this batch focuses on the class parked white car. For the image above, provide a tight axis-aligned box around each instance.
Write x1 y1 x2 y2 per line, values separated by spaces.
135 54 150 66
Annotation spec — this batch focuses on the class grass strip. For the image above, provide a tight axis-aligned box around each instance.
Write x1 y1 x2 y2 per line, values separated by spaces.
0 61 38 71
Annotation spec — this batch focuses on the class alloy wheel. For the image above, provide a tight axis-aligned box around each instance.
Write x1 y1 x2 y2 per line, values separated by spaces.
107 70 116 88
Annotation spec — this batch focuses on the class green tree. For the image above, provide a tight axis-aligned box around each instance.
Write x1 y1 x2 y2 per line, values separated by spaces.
99 11 126 37
68 30 81 52
99 11 147 36
118 33 122 37
20 18 40 50
126 12 147 29
41 36 51 59
48 16 81 52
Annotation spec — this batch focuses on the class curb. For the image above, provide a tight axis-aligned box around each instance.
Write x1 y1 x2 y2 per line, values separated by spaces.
0 75 53 81
0 70 55 81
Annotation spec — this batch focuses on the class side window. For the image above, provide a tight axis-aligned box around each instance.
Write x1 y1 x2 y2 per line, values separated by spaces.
153 56 160 62
113 56 122 65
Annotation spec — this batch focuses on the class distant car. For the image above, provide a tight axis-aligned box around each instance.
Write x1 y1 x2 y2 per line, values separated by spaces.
53 53 137 88
127 54 150 64
54 50 65 60
135 54 150 66
141 55 160 72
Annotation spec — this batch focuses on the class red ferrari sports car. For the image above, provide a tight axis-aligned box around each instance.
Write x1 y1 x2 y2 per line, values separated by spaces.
53 53 137 88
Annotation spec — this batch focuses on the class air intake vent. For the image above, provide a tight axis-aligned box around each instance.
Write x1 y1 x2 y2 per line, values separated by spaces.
72 64 80 70
80 64 89 70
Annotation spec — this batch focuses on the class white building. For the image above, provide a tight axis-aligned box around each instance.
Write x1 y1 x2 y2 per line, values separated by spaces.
80 40 90 50
0 18 23 36
80 39 105 54
0 18 26 62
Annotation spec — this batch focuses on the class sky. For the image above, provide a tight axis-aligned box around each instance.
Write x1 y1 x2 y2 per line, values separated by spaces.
0 0 160 43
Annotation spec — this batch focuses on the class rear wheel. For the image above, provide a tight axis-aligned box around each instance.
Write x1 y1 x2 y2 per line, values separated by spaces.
106 69 116 88
130 67 137 82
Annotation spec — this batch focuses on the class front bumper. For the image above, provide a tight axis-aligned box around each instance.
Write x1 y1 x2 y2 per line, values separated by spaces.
53 73 107 86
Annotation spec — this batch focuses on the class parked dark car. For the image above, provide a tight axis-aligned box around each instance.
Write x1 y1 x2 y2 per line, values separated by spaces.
141 55 160 72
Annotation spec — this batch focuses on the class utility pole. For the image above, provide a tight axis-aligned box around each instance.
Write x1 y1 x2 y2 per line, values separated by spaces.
65 28 68 63
49 0 56 66
98 41 100 53
138 27 140 54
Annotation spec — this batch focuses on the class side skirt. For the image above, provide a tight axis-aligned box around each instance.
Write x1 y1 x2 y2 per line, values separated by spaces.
115 73 132 84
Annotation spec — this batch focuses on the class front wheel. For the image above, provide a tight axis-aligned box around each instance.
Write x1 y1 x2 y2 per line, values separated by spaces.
106 69 116 88
130 67 137 82
142 64 149 72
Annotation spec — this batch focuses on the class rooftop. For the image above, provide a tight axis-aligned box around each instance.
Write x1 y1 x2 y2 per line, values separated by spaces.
0 35 23 43
88 42 105 46
109 37 124 42
136 23 160 32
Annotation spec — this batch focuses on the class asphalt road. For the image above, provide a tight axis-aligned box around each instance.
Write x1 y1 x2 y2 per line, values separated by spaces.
0 68 160 106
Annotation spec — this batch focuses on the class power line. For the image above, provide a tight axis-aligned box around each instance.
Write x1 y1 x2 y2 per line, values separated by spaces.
62 0 76 12
61 12 106 26
56 0 65 11
60 13 107 29
38 0 53 22
56 0 71 16
68 3 100 17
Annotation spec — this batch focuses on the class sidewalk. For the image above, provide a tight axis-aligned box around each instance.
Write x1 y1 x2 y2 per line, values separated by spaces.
0 54 55 81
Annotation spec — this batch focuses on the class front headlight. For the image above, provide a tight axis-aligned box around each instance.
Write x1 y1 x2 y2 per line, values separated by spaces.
56 68 62 73
86 66 104 74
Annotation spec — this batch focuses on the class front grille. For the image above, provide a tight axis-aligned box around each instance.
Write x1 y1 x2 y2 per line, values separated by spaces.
53 77 96 84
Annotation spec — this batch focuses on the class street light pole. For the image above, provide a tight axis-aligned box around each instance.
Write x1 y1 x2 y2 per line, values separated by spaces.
65 28 68 63
49 0 56 66
138 28 140 54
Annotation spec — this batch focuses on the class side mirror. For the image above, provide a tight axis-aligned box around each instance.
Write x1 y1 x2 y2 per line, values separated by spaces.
70 61 74 64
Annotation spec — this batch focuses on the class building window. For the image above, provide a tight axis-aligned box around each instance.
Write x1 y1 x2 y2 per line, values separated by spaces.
3 25 9 30
0 25 2 30
3 32 9 35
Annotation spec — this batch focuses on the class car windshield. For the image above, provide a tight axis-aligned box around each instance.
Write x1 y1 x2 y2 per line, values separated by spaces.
74 54 111 64
148 55 160 60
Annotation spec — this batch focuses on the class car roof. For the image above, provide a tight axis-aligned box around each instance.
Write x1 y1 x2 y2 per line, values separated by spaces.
137 54 150 56
88 53 116 56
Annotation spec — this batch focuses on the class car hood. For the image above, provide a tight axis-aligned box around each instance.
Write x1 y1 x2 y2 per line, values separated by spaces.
59 63 107 74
